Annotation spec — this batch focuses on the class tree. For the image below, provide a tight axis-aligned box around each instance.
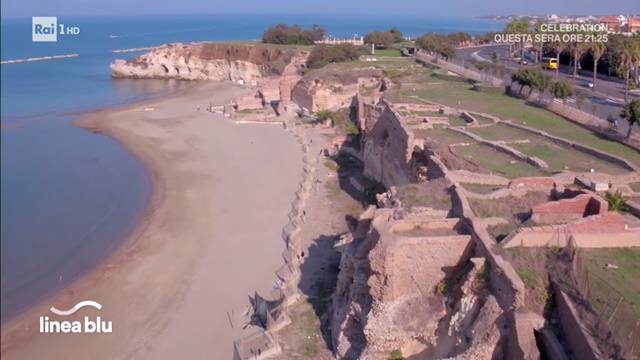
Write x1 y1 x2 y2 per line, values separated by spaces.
569 41 587 79
389 27 404 43
505 19 530 65
549 37 566 80
364 31 395 49
262 24 325 45
551 80 573 103
589 41 606 90
305 24 326 43
620 99 640 138
616 37 639 103
511 69 533 95
306 44 364 69
531 69 552 100
447 32 472 46
415 33 456 60
531 20 545 63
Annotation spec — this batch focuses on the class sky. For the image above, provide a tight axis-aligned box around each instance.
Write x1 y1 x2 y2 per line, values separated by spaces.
1 0 639 18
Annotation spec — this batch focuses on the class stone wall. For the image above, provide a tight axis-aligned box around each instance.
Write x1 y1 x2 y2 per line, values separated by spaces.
552 284 602 360
502 212 639 248
362 100 415 187
290 68 383 113
531 194 607 224
331 209 474 359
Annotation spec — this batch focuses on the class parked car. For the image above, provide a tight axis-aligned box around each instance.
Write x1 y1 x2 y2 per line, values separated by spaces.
583 80 594 89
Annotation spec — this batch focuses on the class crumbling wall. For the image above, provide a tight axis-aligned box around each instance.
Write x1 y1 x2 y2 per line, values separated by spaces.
362 100 415 187
502 212 638 248
331 209 474 359
291 67 383 112
531 194 607 224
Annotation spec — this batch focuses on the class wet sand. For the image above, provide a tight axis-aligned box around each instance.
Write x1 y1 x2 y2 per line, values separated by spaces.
0 81 303 359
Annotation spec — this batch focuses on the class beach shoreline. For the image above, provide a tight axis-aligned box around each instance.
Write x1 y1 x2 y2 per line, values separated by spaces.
1 80 304 359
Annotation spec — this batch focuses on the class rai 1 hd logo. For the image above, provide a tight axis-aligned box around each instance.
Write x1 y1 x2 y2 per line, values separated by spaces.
32 17 80 42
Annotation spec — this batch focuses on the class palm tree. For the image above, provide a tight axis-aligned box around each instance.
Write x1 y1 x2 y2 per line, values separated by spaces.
570 41 587 79
589 42 606 90
618 40 635 103
550 38 565 80
506 19 530 65
531 20 545 64
620 99 640 139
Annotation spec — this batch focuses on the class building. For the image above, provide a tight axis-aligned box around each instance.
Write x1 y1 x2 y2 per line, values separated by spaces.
599 16 622 33
314 36 364 46
625 17 640 34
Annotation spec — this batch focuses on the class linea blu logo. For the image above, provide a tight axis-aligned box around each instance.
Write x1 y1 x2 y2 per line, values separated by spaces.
40 300 113 334
32 17 80 42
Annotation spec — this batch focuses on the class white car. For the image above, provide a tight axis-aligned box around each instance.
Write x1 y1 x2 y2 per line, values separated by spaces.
584 81 594 88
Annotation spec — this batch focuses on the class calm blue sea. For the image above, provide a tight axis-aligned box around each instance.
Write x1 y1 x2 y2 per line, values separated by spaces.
0 14 504 323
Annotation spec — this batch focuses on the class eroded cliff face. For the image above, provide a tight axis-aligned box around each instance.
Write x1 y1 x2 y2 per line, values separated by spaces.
111 43 294 81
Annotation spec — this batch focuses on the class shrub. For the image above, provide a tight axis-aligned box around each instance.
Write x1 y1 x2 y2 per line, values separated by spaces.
620 99 640 138
306 44 365 69
550 80 574 102
389 349 404 360
606 191 628 212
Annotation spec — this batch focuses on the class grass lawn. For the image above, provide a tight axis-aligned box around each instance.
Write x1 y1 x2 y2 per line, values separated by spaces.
472 114 496 125
411 127 475 145
461 183 504 194
468 123 533 141
579 248 640 315
512 141 629 175
448 115 468 127
452 143 548 178
390 80 640 167
468 123 630 174
371 49 403 57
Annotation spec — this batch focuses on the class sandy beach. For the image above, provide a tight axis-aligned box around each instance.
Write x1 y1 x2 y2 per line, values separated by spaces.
0 81 304 359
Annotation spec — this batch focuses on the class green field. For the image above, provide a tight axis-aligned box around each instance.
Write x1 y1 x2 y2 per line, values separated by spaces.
411 127 475 145
467 123 630 174
371 49 403 57
579 248 640 316
389 79 640 168
452 143 547 179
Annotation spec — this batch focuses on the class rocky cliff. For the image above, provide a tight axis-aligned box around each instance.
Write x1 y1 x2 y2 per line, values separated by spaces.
111 43 295 81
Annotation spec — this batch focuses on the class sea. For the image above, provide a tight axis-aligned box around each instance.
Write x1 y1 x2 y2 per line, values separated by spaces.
0 14 505 323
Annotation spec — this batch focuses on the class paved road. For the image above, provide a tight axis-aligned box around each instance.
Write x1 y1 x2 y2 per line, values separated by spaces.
455 44 639 137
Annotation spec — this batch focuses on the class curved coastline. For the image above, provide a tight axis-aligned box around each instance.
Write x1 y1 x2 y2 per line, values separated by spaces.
0 80 201 325
0 80 304 359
